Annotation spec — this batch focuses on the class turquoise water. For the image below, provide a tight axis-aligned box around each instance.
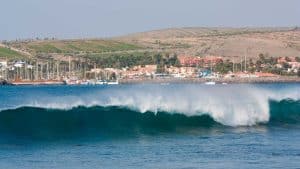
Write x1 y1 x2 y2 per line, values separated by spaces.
0 84 300 168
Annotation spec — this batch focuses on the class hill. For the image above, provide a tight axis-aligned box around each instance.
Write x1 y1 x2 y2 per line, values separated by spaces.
4 27 300 62
117 27 300 60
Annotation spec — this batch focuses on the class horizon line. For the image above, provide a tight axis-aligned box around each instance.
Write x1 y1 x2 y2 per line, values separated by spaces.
1 25 299 42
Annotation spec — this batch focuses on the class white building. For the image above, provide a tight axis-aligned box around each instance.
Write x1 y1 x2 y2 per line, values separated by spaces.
0 61 7 68
14 61 25 68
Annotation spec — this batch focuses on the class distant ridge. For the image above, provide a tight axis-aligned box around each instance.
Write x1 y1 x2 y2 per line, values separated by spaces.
117 27 300 59
4 27 300 60
118 27 294 39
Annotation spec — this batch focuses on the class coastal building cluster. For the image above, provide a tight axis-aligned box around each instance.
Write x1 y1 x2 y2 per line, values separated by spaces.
0 54 300 85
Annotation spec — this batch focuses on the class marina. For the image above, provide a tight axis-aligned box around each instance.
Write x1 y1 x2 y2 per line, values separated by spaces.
1 0 300 168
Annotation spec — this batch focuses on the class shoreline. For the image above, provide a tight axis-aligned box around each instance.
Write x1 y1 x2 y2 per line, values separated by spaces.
1 77 300 86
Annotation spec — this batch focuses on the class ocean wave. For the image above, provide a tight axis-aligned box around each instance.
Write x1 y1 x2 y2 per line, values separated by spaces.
0 106 219 138
2 85 299 127
0 99 299 138
269 99 300 125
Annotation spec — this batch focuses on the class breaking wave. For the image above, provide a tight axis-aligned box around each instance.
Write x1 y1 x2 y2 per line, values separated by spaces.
0 84 299 138
0 99 299 138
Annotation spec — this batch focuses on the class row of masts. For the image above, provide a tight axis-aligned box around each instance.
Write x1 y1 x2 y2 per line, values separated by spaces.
0 57 118 82
232 47 251 73
0 58 90 81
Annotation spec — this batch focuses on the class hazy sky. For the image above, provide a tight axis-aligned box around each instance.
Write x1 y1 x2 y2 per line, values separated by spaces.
1 0 299 40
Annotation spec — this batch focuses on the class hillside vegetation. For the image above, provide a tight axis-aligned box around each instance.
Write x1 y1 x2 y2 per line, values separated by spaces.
0 46 24 59
9 39 142 54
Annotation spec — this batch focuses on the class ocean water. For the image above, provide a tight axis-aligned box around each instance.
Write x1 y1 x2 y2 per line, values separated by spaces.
0 83 299 169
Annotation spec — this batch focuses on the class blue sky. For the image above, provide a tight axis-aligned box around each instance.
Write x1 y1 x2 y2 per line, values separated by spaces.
1 0 299 40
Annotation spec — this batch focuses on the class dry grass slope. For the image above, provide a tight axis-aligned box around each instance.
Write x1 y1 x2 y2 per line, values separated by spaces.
117 27 300 60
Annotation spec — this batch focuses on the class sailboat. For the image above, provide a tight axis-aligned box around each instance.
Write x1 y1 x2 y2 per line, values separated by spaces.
107 80 119 85
204 81 216 85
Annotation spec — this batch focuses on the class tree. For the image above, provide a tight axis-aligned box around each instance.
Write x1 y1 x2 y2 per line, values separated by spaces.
256 60 263 71
110 72 117 80
282 62 291 69
174 57 181 67
214 60 233 74
285 57 292 62
155 53 163 65
259 53 265 63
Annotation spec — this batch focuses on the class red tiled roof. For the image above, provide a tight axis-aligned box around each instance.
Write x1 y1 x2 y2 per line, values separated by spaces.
178 55 223 66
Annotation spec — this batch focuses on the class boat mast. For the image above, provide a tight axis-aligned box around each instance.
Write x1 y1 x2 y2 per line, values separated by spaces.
35 61 38 81
56 61 60 80
68 56 71 78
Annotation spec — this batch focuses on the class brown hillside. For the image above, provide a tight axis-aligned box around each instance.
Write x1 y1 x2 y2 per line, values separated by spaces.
117 27 300 60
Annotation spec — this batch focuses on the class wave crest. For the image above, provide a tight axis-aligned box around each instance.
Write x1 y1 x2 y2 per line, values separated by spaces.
1 85 300 127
